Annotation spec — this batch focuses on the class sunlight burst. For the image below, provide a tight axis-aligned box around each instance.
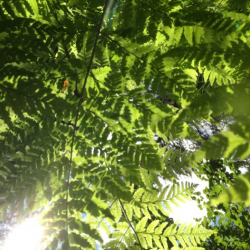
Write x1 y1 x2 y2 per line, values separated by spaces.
3 215 43 250
169 173 208 224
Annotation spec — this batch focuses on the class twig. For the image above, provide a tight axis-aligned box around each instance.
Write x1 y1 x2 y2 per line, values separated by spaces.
101 33 143 61
94 198 118 231
115 226 130 248
65 0 110 245
119 199 143 249
101 33 169 83
136 0 168 16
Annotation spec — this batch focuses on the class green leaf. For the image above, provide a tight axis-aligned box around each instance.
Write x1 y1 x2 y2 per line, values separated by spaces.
210 172 250 206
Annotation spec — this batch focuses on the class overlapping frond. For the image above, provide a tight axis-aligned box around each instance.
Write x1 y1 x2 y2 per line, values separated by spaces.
105 216 214 250
1 0 250 248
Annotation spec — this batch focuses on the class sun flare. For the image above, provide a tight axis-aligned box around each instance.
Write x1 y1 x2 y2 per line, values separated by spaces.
3 215 44 250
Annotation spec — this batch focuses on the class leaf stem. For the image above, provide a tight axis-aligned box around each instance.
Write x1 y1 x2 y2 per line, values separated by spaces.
65 0 110 245
119 199 143 249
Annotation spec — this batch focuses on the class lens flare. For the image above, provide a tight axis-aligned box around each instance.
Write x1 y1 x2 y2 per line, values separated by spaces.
3 216 43 250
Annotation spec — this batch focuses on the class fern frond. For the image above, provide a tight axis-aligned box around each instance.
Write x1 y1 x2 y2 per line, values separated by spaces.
2 0 250 248
132 217 215 249
121 182 196 221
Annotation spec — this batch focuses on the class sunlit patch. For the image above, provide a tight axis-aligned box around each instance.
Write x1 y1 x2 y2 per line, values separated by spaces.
169 173 208 224
170 199 207 224
159 173 208 224
3 215 43 250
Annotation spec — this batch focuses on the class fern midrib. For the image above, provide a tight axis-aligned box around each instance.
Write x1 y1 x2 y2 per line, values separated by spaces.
137 230 212 237
138 186 194 204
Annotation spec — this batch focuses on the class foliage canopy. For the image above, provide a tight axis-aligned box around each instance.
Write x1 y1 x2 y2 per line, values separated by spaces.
1 0 250 249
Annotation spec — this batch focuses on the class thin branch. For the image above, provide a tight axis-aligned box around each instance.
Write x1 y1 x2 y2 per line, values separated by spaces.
101 33 170 83
115 226 130 248
94 198 118 231
119 199 143 249
65 0 110 245
136 0 168 16
88 110 119 133
101 33 143 61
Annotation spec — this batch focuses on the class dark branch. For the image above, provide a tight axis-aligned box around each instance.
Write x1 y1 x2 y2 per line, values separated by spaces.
65 0 110 245
119 199 143 249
